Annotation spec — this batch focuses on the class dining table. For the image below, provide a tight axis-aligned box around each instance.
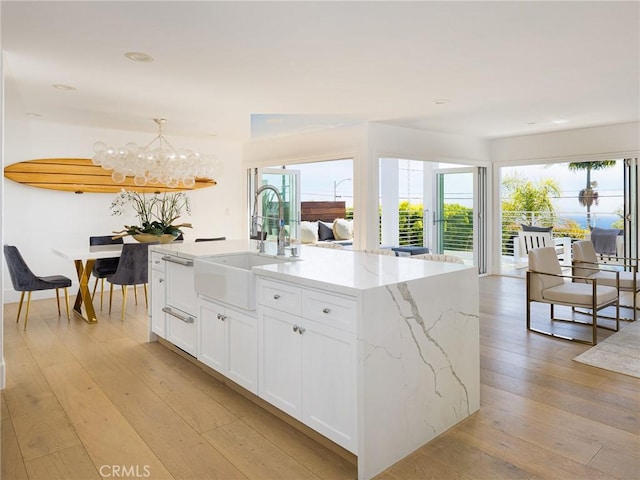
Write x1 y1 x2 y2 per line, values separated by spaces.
52 244 124 324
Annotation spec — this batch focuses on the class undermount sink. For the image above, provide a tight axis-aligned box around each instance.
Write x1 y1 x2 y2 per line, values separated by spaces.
194 252 295 310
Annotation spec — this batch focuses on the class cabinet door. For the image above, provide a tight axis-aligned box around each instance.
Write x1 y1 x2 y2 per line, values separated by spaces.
227 307 258 394
150 269 166 338
302 319 357 453
259 308 302 418
198 298 227 373
165 258 198 316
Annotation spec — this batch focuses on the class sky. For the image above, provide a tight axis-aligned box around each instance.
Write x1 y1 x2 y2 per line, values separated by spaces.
500 161 624 214
285 159 354 206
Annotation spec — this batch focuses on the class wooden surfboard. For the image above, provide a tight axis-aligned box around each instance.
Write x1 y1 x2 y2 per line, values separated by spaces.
3 158 216 193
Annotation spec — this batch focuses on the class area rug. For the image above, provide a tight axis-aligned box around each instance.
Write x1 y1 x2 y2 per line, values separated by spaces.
573 321 640 378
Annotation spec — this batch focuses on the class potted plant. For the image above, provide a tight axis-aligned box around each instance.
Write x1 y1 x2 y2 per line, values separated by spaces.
110 190 192 243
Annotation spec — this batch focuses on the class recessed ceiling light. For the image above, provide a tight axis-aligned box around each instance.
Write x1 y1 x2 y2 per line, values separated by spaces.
552 119 568 125
125 51 154 62
434 99 449 105
52 84 76 91
25 112 42 117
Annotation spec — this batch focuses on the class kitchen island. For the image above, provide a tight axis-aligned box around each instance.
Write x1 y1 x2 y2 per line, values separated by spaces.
149 239 479 480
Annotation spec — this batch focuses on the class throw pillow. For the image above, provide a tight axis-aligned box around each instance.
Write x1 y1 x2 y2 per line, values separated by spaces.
333 218 353 240
521 224 553 233
318 221 335 241
300 221 319 244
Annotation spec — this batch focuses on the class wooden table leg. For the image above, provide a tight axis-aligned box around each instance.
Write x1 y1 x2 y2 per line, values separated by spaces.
73 259 98 324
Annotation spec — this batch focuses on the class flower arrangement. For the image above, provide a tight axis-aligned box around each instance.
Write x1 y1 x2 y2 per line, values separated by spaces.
111 190 192 240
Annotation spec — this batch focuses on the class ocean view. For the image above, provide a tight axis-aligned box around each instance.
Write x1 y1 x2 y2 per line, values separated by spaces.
560 214 621 230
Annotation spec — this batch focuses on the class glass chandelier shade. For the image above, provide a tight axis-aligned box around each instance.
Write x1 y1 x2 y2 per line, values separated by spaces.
92 118 220 189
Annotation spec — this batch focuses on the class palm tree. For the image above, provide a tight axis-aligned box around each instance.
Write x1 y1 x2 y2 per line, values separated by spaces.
568 160 616 228
502 174 561 225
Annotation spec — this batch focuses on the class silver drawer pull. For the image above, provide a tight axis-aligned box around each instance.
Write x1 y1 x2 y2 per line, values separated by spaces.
322 307 330 314
217 313 227 321
162 306 195 323
162 255 194 267
297 326 306 335
159 278 164 283
273 294 281 300
293 325 298 332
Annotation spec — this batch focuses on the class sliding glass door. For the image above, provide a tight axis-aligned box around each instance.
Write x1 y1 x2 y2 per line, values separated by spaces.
433 167 487 272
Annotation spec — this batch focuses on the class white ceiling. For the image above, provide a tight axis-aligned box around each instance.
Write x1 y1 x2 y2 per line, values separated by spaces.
3 1 639 143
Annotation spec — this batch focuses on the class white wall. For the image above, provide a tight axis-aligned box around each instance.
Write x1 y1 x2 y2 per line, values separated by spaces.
1 4 6 388
3 118 245 302
490 121 640 165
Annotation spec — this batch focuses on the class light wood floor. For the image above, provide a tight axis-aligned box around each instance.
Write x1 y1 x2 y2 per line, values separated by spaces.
2 276 639 480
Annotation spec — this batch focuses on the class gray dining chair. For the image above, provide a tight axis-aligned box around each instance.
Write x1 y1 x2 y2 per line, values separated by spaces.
106 242 155 320
3 244 72 330
90 235 123 310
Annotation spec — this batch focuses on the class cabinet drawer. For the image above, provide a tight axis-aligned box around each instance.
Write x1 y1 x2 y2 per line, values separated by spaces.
257 278 301 315
302 289 356 333
165 306 197 356
151 252 165 272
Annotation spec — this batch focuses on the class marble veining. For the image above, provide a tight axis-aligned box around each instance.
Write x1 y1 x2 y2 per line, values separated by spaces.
358 268 479 480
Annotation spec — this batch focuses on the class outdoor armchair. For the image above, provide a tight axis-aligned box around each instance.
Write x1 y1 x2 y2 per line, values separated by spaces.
514 230 571 268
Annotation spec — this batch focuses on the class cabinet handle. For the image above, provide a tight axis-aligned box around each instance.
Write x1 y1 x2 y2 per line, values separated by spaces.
217 313 227 321
162 255 194 267
292 325 299 333
322 307 330 314
162 306 195 324
273 294 281 300
297 326 306 335
159 278 164 283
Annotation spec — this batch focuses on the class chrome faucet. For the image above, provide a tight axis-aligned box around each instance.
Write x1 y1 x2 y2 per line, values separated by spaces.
251 185 286 256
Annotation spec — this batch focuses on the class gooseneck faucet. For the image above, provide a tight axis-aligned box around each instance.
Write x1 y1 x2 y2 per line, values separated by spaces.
251 184 286 256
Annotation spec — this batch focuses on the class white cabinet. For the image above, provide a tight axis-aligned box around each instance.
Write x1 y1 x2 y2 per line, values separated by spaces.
150 252 166 338
257 278 357 453
301 319 356 451
162 254 198 356
259 308 303 417
199 297 258 393
164 255 198 314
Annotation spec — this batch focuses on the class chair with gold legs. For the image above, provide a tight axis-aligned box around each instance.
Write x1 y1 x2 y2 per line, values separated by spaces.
89 235 123 310
572 240 639 321
106 243 154 321
3 244 72 330
527 246 619 345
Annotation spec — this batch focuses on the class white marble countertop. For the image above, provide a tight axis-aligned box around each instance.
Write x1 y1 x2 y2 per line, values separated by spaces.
151 239 471 294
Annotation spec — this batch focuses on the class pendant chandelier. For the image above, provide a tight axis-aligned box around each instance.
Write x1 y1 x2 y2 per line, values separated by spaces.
92 118 219 188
